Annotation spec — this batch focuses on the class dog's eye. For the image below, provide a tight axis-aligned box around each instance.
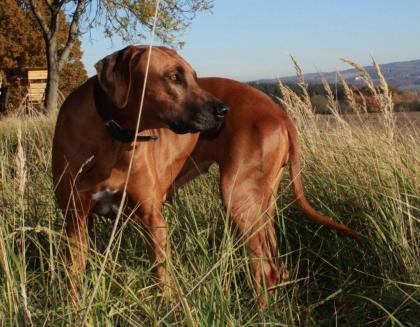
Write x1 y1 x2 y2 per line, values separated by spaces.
168 73 181 82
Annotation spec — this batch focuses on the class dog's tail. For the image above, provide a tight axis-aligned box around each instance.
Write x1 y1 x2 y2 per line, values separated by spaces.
286 122 361 241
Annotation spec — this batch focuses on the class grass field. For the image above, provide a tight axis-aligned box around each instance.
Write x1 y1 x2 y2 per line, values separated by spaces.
0 63 419 326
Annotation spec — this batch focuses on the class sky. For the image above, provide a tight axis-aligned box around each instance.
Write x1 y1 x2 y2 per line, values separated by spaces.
81 0 420 81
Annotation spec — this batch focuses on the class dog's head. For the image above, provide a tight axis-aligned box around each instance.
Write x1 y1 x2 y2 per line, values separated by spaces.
95 45 228 134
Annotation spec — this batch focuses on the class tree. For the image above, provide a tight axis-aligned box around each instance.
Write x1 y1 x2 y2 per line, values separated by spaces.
0 0 87 112
58 39 87 98
27 0 213 115
0 0 44 110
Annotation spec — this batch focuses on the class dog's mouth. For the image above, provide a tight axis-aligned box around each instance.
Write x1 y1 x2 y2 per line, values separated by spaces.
166 101 228 135
168 120 200 134
167 116 222 135
199 120 224 139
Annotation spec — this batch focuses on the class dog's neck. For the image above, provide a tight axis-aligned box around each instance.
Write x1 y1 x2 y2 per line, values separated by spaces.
93 77 157 143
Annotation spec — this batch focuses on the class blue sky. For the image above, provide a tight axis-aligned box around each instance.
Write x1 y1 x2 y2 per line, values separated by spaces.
82 0 420 81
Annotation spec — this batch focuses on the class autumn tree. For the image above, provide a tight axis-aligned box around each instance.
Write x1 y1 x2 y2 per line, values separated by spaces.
27 0 213 115
0 0 44 111
0 0 87 112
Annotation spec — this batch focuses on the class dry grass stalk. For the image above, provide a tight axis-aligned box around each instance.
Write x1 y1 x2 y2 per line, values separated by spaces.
0 227 19 318
289 55 313 111
372 57 395 142
340 58 378 98
277 80 317 134
15 126 34 326
320 73 349 128
15 127 27 197
337 71 367 115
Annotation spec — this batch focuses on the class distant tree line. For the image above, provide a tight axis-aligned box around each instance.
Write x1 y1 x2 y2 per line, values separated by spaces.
249 81 420 113
249 81 347 100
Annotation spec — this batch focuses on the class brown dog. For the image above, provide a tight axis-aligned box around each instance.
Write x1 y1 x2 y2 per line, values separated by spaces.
52 45 228 298
52 45 359 305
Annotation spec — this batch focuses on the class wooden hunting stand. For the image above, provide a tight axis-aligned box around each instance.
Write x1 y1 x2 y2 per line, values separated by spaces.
13 67 49 115
26 68 47 104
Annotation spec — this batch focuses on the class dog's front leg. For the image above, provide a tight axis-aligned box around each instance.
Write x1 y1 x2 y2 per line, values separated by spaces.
128 189 173 295
64 197 91 307
142 210 172 288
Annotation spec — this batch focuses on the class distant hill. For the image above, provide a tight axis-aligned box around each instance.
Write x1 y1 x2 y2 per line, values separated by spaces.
253 59 420 90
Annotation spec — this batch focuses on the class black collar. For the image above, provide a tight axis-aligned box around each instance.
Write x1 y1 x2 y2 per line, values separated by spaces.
93 77 157 143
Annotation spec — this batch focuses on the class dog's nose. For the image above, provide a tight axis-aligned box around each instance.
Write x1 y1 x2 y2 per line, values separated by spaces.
215 104 229 119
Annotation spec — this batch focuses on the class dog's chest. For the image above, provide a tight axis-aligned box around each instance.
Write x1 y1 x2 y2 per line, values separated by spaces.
90 165 128 216
92 188 121 215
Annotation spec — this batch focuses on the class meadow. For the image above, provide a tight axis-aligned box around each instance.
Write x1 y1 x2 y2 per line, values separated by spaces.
0 62 419 326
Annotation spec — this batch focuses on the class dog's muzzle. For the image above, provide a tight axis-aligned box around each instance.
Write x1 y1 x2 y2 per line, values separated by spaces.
168 99 229 135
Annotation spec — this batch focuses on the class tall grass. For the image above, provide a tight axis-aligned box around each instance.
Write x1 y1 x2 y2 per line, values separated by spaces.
0 61 419 326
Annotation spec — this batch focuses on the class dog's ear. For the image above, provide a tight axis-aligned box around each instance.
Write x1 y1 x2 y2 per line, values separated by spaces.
95 46 146 109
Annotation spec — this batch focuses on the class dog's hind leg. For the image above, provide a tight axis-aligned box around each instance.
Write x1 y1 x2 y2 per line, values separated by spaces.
220 169 285 304
217 121 290 306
